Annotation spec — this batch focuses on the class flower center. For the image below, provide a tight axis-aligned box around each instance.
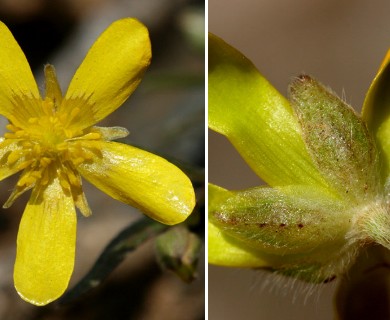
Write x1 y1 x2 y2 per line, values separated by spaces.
2 97 101 215
5 97 100 163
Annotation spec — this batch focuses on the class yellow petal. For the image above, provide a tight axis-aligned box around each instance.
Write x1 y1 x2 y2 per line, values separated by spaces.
0 21 41 126
14 176 76 306
62 18 151 130
208 33 327 187
362 48 390 179
209 220 270 267
77 141 195 225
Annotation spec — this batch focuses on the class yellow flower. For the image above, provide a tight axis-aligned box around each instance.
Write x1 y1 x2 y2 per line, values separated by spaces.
0 18 195 306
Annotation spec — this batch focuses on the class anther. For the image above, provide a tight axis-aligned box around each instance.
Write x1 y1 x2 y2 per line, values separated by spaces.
15 130 26 138
16 160 34 170
7 150 23 165
6 124 19 132
56 142 68 151
40 157 52 167
17 174 36 187
73 157 85 165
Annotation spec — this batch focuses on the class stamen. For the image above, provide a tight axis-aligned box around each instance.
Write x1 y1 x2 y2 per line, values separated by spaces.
56 142 68 151
6 124 19 132
40 157 52 167
30 171 42 179
7 150 23 165
17 174 37 187
15 130 26 138
79 149 95 160
4 133 18 139
33 144 41 154
22 141 33 148
73 157 86 165
64 129 74 139
16 160 34 170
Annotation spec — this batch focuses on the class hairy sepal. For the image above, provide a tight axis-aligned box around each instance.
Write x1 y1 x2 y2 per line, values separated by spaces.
289 75 381 204
209 184 362 283
210 185 350 255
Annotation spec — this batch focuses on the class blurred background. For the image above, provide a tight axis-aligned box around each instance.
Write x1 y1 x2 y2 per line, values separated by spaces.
209 0 390 319
0 0 204 319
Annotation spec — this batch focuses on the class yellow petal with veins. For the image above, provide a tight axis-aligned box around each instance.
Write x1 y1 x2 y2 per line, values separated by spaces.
208 33 327 188
14 175 76 306
62 18 151 130
77 141 195 225
0 21 41 127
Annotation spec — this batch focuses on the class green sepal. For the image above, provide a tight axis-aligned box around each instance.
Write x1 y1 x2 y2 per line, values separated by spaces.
208 33 327 188
208 184 358 283
155 225 202 283
362 49 390 181
210 184 349 255
290 75 380 203
208 183 271 267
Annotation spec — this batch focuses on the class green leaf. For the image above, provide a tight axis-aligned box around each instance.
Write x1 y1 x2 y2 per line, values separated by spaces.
59 217 167 303
155 225 202 282
362 49 390 181
208 33 327 188
290 75 381 203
